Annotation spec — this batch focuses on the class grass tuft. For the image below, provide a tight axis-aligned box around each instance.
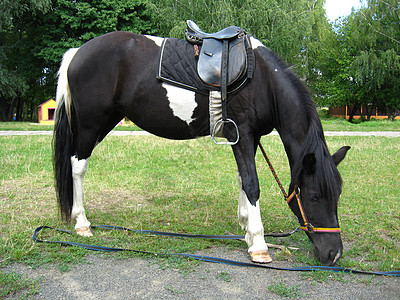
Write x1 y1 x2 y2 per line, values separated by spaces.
0 270 40 298
267 280 302 298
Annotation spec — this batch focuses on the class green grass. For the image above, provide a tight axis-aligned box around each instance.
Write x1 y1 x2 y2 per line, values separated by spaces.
1 118 399 132
267 280 302 298
216 271 232 282
320 117 400 131
299 270 350 284
0 122 55 131
0 270 40 298
0 122 142 131
0 132 399 296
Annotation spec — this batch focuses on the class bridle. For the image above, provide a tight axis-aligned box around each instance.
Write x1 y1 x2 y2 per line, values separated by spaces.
258 142 341 234
286 187 341 233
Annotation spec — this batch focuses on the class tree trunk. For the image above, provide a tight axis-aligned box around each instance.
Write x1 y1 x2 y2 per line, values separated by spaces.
387 106 398 122
6 98 17 121
348 104 359 123
28 101 35 121
15 97 23 121
363 104 373 121
0 97 6 121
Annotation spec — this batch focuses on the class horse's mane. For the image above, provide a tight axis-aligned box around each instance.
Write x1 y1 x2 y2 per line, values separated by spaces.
259 46 343 205
292 123 343 207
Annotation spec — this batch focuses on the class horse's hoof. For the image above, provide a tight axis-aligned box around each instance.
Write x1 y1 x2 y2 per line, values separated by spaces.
249 250 273 264
76 226 93 237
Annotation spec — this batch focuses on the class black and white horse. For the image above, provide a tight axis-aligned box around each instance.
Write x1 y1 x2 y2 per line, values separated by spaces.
54 31 350 265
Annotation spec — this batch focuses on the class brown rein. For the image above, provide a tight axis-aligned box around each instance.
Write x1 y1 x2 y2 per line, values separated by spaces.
258 142 341 234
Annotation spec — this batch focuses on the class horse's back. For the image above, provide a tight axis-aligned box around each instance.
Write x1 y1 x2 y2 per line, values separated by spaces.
66 31 208 140
68 31 159 86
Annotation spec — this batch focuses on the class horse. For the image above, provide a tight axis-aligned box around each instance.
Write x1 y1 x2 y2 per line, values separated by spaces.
53 29 350 266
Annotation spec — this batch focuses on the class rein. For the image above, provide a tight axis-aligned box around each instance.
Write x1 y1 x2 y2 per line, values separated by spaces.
30 141 398 276
32 225 400 277
31 141 398 277
258 142 341 234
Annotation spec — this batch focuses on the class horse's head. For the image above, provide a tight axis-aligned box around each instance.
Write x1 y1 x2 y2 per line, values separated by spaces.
289 146 350 266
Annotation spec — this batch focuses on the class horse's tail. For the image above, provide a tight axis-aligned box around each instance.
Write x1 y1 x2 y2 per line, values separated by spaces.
53 48 79 221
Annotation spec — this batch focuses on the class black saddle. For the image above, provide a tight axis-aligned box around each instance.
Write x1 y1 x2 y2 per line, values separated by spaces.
186 20 243 43
185 20 250 88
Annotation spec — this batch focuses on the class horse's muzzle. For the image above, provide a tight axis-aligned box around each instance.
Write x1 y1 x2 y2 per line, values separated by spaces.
308 233 343 266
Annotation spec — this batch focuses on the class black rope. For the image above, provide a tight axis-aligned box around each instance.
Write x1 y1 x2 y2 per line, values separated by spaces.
32 225 400 277
90 224 299 239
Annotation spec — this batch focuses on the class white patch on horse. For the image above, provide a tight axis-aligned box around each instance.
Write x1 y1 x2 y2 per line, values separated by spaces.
144 35 164 47
237 174 268 253
162 83 197 125
70 156 91 231
250 37 265 50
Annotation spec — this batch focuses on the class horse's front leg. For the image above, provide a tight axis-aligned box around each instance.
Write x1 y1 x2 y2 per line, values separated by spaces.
232 139 272 263
237 174 272 263
71 155 92 237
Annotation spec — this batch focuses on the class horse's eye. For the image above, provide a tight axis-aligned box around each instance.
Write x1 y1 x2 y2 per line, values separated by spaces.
310 194 319 202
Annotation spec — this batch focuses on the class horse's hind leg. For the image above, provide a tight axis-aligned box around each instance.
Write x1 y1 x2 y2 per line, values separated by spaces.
71 155 92 236
70 112 124 237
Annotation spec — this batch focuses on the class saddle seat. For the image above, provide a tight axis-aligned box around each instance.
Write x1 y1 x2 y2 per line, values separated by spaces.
184 20 249 87
186 20 243 44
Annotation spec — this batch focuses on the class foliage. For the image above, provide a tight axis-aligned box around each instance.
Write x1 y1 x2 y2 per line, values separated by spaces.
35 0 156 64
349 0 400 120
317 0 400 121
149 0 328 79
1 0 399 122
0 0 52 120
0 0 52 31
0 0 155 121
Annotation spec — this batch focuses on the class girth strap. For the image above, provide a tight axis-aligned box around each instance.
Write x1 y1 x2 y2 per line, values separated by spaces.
221 39 229 120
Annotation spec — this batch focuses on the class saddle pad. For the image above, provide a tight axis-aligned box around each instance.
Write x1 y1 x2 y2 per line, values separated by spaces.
157 38 210 94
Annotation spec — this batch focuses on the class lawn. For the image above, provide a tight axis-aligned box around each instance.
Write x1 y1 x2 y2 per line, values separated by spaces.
1 117 400 132
0 132 399 276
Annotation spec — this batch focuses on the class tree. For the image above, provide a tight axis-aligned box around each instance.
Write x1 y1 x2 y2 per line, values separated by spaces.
0 0 52 120
0 0 156 121
148 0 329 78
314 12 365 122
349 0 400 121
319 0 400 121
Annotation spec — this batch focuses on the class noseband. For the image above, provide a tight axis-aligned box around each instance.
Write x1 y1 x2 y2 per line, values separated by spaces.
286 188 341 233
258 143 341 234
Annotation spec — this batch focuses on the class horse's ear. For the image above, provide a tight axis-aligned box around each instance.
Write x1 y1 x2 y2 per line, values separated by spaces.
332 146 351 166
302 153 316 174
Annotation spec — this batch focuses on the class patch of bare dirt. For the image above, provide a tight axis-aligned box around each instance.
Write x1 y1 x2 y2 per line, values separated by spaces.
3 248 399 299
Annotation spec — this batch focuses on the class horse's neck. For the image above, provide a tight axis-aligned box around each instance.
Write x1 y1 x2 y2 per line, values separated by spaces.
277 123 308 171
271 85 313 170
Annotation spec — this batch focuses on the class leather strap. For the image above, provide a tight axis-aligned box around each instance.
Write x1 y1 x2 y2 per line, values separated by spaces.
32 225 400 277
221 39 229 120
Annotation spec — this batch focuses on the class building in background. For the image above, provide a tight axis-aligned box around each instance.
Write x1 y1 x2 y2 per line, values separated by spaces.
38 99 56 124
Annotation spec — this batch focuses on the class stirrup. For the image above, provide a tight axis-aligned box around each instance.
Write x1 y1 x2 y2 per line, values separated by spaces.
212 118 239 145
